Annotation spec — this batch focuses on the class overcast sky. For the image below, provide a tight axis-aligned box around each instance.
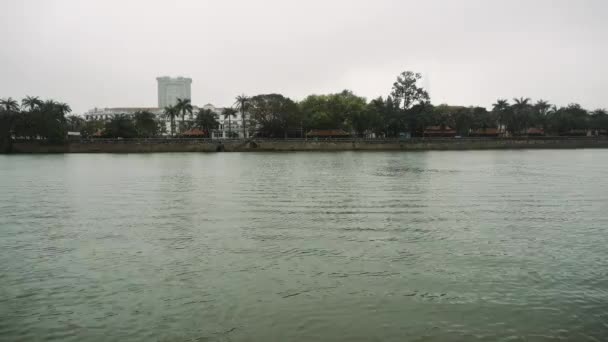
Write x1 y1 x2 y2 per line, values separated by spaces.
1 0 607 114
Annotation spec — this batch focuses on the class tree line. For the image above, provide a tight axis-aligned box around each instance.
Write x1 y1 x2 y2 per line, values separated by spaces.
244 72 607 138
2 71 608 146
0 97 72 146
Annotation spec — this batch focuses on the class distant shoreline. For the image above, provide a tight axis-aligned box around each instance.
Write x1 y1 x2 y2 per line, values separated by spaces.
5 137 608 154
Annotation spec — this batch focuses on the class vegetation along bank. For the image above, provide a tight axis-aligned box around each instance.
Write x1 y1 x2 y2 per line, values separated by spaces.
2 71 608 153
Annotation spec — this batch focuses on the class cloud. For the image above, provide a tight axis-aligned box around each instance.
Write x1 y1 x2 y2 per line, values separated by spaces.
1 0 607 113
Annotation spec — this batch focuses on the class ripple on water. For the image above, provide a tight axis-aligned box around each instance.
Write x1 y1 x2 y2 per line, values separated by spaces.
1 151 608 341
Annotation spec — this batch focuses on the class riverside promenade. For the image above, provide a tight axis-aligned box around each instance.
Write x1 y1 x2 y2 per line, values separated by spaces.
7 137 608 153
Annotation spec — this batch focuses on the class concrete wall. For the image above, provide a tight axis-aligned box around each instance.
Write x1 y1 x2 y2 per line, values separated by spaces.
239 139 608 152
9 138 608 154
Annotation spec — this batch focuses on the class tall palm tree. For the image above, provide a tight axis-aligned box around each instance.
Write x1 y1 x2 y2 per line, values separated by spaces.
513 97 531 107
56 102 72 116
512 97 532 135
1 97 19 112
492 99 509 134
222 107 237 138
535 100 551 114
67 115 85 132
41 99 58 111
164 105 178 136
22 96 42 111
194 108 220 134
534 100 552 132
234 94 250 138
175 98 193 132
492 99 509 112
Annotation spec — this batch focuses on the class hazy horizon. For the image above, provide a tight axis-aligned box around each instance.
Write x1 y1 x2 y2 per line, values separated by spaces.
1 0 607 114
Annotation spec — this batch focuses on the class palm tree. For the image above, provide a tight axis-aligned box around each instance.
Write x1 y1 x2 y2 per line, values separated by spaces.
21 96 42 111
534 100 552 132
513 97 531 107
67 115 85 132
589 108 608 135
492 99 509 111
234 94 250 138
41 99 58 112
164 105 178 136
175 98 193 132
492 99 509 134
535 100 551 114
1 97 19 112
222 107 237 138
56 102 72 116
194 108 220 135
512 97 532 135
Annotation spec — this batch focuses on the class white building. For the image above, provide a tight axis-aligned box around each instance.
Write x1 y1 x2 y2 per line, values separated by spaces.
82 76 254 138
157 76 192 108
83 107 163 121
200 104 252 139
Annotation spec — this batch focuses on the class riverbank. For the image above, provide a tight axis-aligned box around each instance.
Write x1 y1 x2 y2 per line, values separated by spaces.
6 137 608 153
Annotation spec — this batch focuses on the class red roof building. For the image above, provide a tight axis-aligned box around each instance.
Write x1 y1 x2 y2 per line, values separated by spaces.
525 128 545 136
306 129 350 138
470 128 500 137
181 128 208 137
423 126 457 137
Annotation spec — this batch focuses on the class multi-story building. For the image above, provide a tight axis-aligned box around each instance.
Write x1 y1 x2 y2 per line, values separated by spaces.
82 76 254 138
156 76 192 108
83 107 163 121
200 104 251 139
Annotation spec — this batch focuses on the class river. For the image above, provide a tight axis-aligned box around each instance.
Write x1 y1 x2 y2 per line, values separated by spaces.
1 151 607 341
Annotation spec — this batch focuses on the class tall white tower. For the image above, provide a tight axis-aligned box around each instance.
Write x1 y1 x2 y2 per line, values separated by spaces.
156 76 192 108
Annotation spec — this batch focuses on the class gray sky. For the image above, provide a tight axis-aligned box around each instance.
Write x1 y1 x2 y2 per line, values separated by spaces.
1 0 607 114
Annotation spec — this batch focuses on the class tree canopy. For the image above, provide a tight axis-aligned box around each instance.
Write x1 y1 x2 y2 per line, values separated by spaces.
249 94 300 138
299 90 367 133
2 71 608 146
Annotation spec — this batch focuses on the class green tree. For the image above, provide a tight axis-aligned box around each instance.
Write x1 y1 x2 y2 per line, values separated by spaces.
103 115 137 138
163 105 178 136
299 90 367 132
249 94 300 138
391 71 430 111
0 98 19 112
546 104 589 135
492 99 510 134
21 96 42 111
194 108 220 132
80 120 105 138
56 102 71 116
590 109 608 134
390 72 431 136
0 110 15 152
36 100 68 143
533 100 553 132
13 112 35 139
175 98 193 132
351 102 383 137
470 107 494 131
407 102 435 136
222 107 238 138
432 105 457 128
508 97 533 135
4 97 74 144
133 111 158 137
66 115 86 132
380 96 402 137
234 94 250 138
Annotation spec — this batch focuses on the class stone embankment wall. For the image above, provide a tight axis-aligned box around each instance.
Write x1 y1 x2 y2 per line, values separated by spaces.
8 138 608 154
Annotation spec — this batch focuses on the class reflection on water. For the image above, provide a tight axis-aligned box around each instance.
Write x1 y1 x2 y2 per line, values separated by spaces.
1 151 608 341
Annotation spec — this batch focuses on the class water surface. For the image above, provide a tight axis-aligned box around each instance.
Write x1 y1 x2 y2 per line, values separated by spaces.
1 151 607 341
